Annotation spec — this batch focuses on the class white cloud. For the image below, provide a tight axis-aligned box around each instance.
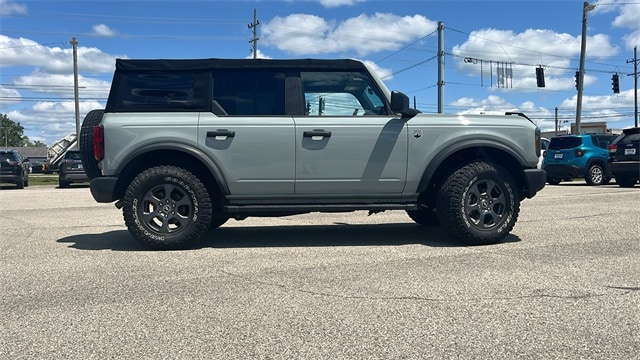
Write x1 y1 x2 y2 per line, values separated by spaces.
317 0 365 8
261 13 437 56
91 24 117 37
244 49 272 59
452 28 618 92
0 0 27 15
0 35 123 74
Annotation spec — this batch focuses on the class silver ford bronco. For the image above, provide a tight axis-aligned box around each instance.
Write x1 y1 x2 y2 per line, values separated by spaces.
81 58 545 249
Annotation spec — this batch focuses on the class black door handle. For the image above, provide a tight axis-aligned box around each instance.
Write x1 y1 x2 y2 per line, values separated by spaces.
303 129 332 138
207 129 235 138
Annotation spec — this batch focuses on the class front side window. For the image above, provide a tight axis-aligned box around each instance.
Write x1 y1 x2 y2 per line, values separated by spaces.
300 71 388 116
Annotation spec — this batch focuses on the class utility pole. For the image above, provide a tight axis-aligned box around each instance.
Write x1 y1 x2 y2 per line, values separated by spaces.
628 46 639 127
70 37 80 147
437 21 444 114
575 2 596 134
248 9 259 59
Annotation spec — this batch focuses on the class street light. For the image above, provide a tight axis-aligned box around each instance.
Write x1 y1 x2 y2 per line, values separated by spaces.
575 1 596 134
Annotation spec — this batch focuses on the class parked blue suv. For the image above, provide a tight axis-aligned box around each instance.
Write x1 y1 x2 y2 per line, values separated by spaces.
543 134 617 186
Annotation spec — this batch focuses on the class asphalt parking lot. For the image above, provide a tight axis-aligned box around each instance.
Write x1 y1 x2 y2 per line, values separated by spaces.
1 182 639 359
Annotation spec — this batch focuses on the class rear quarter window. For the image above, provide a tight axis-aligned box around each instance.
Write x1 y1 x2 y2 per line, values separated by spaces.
107 71 209 112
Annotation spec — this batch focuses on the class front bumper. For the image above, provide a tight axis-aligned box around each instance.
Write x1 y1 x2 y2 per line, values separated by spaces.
523 169 546 199
90 176 118 203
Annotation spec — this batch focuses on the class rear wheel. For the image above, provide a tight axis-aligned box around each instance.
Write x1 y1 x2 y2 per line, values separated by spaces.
79 109 105 180
436 161 520 246
122 165 212 249
59 178 70 188
585 164 605 186
616 176 637 188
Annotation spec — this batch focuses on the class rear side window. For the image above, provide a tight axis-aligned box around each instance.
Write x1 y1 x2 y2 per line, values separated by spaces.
549 137 582 150
212 70 285 116
64 152 81 160
620 132 640 144
592 135 616 149
108 71 209 112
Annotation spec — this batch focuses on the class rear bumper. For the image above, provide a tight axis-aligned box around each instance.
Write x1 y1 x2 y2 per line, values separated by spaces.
0 174 22 184
60 171 90 182
90 176 118 203
523 169 546 199
609 162 640 177
543 164 583 179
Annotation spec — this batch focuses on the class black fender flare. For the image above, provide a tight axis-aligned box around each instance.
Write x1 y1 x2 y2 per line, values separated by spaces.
416 139 528 194
116 142 230 195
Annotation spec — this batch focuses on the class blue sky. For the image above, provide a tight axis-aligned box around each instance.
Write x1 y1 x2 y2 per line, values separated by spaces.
1 0 639 146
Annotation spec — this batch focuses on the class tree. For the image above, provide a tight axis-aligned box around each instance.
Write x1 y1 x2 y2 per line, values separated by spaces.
1 113 26 148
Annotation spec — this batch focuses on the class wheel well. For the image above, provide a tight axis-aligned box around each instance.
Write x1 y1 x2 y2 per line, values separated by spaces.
419 146 526 206
114 149 225 207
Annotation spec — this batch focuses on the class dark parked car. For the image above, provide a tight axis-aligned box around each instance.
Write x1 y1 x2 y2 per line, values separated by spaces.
0 149 29 189
58 150 89 188
608 127 640 188
543 134 617 186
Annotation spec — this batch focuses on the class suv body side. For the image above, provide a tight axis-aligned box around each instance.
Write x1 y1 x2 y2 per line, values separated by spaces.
0 150 29 189
608 127 640 187
543 134 617 185
84 58 545 249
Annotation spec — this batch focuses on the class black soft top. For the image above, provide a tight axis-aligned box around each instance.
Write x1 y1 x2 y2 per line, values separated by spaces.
115 58 367 71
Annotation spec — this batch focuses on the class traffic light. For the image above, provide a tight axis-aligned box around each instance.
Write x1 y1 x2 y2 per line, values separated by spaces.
535 67 545 87
575 71 580 90
612 74 620 94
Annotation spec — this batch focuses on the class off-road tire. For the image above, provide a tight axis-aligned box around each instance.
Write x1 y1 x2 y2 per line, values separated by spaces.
585 164 605 186
79 109 105 180
122 166 212 250
436 161 520 246
406 208 439 227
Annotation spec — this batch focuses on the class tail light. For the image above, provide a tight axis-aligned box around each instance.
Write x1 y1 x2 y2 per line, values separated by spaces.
608 144 618 154
574 149 585 157
93 125 105 161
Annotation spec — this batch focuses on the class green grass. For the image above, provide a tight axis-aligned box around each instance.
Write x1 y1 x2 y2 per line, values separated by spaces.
27 174 59 186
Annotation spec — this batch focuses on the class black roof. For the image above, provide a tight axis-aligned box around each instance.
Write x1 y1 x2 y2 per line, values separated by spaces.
115 58 367 72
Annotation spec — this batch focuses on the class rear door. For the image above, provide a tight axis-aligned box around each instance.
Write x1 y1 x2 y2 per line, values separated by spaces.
198 70 295 195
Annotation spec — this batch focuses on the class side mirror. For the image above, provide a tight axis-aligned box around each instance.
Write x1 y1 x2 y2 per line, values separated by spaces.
390 91 420 118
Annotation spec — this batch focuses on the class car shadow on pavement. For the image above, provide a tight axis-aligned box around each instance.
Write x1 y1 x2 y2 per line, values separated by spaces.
57 223 521 251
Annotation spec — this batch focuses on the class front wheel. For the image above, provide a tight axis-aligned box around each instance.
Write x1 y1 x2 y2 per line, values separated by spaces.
122 166 212 249
436 161 520 246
